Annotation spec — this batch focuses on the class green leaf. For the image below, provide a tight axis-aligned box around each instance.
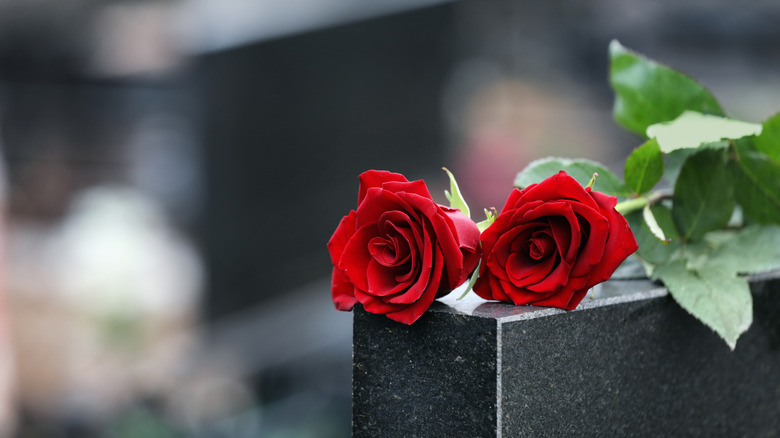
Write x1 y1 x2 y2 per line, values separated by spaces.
728 151 780 224
753 112 780 162
653 261 752 350
625 138 664 194
458 260 481 300
643 203 669 243
646 111 762 153
699 225 780 275
476 208 496 233
663 149 695 187
627 205 681 273
672 149 734 241
442 167 470 218
609 40 725 137
514 157 632 199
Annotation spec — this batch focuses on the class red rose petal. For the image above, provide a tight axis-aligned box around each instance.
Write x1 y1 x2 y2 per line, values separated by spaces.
358 170 408 204
327 211 357 266
586 190 639 283
385 251 444 324
491 222 541 271
356 189 414 228
567 202 610 277
524 253 570 293
387 222 435 304
506 249 556 286
355 288 405 314
500 187 526 212
382 179 433 200
331 268 358 311
339 224 378 291
366 258 411 297
400 192 466 289
520 171 599 210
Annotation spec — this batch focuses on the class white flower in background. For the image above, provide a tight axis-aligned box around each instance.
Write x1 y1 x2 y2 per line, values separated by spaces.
54 186 202 325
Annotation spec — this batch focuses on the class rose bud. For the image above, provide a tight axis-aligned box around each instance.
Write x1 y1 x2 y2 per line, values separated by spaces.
328 170 481 324
474 171 637 310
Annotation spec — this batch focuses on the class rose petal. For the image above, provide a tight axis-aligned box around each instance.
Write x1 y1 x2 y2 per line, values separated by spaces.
524 253 571 293
443 207 481 252
339 224 378 291
385 250 444 324
586 190 639 283
524 203 581 263
387 221 435 304
356 189 414 228
567 202 610 277
366 258 410 297
327 211 357 266
400 192 464 289
535 275 591 310
331 268 358 311
520 171 599 211
491 222 542 272
500 187 526 212
506 249 556 286
480 201 542 253
382 179 434 200
355 288 405 314
358 170 408 204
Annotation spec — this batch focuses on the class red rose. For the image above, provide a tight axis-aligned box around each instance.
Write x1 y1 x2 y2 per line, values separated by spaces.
328 170 481 324
473 171 637 310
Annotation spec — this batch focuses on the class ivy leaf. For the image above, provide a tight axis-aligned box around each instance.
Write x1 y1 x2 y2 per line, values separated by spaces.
442 167 470 218
609 40 725 137
728 151 780 224
753 112 780 162
646 111 762 153
514 157 632 199
625 138 664 194
672 149 734 241
653 261 752 350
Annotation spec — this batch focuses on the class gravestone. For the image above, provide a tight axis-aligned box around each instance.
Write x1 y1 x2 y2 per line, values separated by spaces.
352 272 780 437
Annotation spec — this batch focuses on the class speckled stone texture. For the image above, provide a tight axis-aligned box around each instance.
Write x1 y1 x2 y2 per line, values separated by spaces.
352 272 780 437
352 306 498 437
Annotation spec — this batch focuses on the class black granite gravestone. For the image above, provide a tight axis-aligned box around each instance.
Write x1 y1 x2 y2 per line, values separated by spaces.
352 272 780 437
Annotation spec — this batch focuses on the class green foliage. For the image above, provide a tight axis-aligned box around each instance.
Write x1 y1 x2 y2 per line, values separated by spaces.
459 260 482 300
729 150 780 224
653 261 752 350
754 112 780 162
642 203 669 243
646 111 762 153
476 208 497 233
514 157 632 198
625 138 664 194
672 149 734 241
626 205 680 275
607 42 780 349
442 167 470 218
609 40 724 137
695 225 780 275
649 225 780 349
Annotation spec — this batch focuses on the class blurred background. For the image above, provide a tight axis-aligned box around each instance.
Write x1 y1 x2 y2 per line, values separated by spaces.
0 0 779 436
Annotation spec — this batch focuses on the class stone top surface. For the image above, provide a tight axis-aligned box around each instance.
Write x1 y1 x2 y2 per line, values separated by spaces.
429 268 780 323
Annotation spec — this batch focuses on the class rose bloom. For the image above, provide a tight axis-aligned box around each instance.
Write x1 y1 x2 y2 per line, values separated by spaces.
328 170 481 324
474 171 637 310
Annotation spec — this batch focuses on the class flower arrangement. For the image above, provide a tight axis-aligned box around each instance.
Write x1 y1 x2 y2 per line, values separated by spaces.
328 41 780 349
